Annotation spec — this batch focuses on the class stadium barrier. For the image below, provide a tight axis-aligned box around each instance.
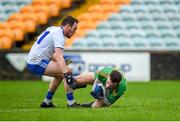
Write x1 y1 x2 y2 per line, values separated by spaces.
0 50 179 81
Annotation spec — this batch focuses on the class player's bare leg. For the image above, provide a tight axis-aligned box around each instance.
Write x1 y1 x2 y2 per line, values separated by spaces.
40 60 65 108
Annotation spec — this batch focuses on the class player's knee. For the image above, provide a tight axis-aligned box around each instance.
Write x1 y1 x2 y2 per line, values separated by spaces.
54 75 63 80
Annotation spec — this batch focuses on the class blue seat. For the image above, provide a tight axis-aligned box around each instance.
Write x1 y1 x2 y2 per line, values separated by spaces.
162 5 178 14
108 13 121 22
152 14 167 22
85 30 100 38
72 38 87 49
1 0 16 5
0 13 9 22
96 22 110 30
156 21 172 30
132 37 149 49
120 5 133 14
4 5 19 14
145 30 161 38
116 37 134 49
84 38 102 49
109 21 126 30
147 5 163 14
136 13 152 22
164 38 180 49
101 37 118 48
99 30 115 38
133 5 148 13
159 0 174 5
125 21 141 30
168 14 180 22
131 0 143 5
129 29 145 38
141 21 156 30
118 13 136 22
114 30 129 38
147 37 166 49
144 0 159 5
160 29 176 38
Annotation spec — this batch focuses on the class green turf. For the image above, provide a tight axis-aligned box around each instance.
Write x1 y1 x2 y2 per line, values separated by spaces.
0 80 179 121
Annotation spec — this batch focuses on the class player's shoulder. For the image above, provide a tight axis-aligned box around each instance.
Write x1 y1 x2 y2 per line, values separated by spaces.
47 26 62 33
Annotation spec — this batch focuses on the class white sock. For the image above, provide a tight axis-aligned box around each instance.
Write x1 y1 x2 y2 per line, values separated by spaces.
67 99 75 105
44 98 52 104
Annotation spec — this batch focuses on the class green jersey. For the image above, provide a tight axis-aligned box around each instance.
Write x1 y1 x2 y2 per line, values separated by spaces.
94 67 127 105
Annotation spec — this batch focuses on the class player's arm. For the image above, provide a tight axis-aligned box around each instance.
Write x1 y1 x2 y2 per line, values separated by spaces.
80 99 105 108
53 48 76 88
53 48 68 73
92 99 106 108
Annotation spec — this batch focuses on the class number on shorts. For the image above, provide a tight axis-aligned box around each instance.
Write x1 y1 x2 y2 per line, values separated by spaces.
37 31 50 44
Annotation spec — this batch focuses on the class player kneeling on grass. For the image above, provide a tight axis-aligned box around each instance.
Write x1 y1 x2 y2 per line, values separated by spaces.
67 67 127 108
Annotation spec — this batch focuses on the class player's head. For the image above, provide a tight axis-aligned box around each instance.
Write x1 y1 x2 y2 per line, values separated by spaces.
61 16 78 38
106 70 122 89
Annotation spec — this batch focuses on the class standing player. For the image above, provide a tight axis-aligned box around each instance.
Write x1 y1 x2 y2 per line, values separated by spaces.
27 16 79 108
70 67 127 108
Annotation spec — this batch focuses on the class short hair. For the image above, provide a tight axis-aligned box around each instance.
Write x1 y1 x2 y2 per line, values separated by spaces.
61 16 78 26
109 70 122 83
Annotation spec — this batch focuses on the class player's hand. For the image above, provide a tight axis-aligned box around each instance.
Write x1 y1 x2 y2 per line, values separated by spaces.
63 72 77 89
91 84 104 100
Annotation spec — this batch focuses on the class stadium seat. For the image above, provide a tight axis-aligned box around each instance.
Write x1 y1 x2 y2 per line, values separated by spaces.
164 37 180 48
61 0 72 8
8 13 23 22
101 37 118 48
160 29 176 38
162 5 179 14
0 13 9 22
78 20 96 30
130 0 142 5
159 0 174 5
145 30 161 38
147 37 166 49
136 13 152 22
120 13 136 22
115 30 129 38
144 0 159 5
108 13 121 22
129 29 145 38
8 21 26 41
116 37 134 49
85 30 100 38
96 22 110 30
109 21 126 30
84 38 102 48
33 5 49 24
141 21 157 30
168 14 180 22
152 14 167 22
125 21 141 30
20 5 35 13
88 5 104 13
99 30 115 38
101 0 130 5
156 21 172 30
133 5 148 14
132 38 149 49
72 38 86 49
0 36 13 49
147 5 163 14
22 13 37 33
119 5 133 14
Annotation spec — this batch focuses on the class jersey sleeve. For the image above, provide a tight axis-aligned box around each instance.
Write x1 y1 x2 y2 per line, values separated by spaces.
52 29 65 49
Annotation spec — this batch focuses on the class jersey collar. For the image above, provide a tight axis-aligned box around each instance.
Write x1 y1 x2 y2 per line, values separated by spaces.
60 26 64 34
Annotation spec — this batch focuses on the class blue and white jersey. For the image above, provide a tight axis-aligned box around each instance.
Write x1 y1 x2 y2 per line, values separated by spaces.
27 26 65 64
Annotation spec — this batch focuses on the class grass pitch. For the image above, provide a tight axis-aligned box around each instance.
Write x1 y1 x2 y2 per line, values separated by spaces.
0 80 179 121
